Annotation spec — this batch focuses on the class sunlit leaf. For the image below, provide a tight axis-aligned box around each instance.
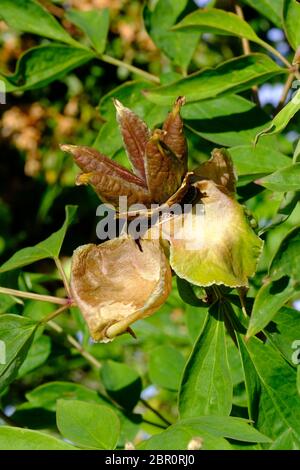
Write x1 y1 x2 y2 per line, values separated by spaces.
144 54 286 105
66 8 109 54
257 164 300 192
179 302 232 418
0 0 76 45
255 89 300 144
0 45 94 92
0 427 76 450
56 400 120 450
283 0 300 50
246 277 298 338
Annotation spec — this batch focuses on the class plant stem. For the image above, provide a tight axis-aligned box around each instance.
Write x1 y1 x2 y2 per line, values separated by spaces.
0 410 18 427
261 41 292 68
54 257 72 299
100 54 160 84
140 398 172 426
47 320 102 370
234 4 260 106
275 72 295 114
41 304 70 323
0 286 67 305
142 418 168 430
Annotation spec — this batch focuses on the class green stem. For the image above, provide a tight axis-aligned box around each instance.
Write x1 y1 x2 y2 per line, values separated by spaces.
47 320 103 371
260 40 292 68
41 304 70 324
54 257 72 299
100 54 160 84
0 286 67 305
0 409 18 427
140 398 172 426
275 72 295 114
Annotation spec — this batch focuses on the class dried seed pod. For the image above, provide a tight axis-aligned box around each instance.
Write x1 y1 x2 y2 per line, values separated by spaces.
144 129 186 203
60 144 151 208
193 148 237 194
114 99 150 183
70 235 172 342
162 96 187 168
169 179 263 288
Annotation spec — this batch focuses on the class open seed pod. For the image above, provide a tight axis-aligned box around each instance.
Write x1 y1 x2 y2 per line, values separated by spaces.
168 179 263 288
70 235 172 342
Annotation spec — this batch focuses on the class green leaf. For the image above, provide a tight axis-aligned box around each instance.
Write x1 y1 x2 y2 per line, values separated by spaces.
229 145 291 176
179 303 232 418
243 336 300 440
143 0 198 72
0 427 76 450
0 45 94 92
183 95 276 147
283 0 300 50
270 428 300 450
255 89 300 144
185 304 209 342
66 8 109 54
56 399 120 450
140 425 232 450
100 360 142 410
149 345 185 391
144 54 286 105
176 277 204 306
173 7 267 49
18 335 51 378
140 415 271 449
0 315 38 390
0 206 77 273
264 306 300 367
25 381 141 446
246 277 298 338
178 416 271 443
269 226 300 281
241 0 283 28
236 332 261 421
26 381 102 411
258 163 300 192
0 0 76 45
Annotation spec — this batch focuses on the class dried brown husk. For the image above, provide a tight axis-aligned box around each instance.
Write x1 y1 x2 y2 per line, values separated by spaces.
70 235 172 342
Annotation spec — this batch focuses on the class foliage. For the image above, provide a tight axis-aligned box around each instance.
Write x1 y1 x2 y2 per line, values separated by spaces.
0 0 300 451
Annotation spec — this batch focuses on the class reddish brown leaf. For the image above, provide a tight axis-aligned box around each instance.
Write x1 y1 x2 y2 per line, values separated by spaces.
162 96 187 168
114 99 150 182
144 129 186 203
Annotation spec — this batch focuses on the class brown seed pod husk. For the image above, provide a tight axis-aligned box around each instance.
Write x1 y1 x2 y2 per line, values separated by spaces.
70 235 172 342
